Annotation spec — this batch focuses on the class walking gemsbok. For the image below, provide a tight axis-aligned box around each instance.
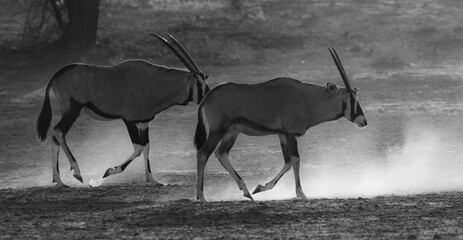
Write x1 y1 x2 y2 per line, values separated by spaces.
36 33 210 187
194 47 367 201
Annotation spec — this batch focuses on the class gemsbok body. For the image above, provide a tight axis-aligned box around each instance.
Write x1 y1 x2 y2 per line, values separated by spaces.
194 47 367 201
36 34 210 187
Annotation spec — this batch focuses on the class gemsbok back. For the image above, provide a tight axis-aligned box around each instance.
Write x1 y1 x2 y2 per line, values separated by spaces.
36 33 210 187
194 47 367 201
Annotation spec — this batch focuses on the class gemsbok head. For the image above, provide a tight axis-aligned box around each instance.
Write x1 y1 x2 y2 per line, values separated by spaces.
36 33 210 187
194 47 367 201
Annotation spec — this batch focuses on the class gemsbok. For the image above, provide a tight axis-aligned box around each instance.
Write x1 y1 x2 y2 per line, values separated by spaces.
194 47 367 201
36 33 210 187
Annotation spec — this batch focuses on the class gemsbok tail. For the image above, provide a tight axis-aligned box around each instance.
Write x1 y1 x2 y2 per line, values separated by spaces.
194 103 207 151
36 81 53 141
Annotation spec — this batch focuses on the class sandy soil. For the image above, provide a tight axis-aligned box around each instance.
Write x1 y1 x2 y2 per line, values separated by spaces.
1 184 463 239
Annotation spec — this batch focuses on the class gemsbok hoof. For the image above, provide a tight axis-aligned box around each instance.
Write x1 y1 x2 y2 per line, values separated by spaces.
102 168 113 178
252 184 264 194
148 180 165 187
244 193 254 201
73 174 83 183
196 196 207 203
55 183 70 188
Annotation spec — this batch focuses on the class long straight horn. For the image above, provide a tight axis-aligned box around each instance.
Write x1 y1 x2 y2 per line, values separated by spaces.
164 33 201 74
150 33 196 73
328 47 353 92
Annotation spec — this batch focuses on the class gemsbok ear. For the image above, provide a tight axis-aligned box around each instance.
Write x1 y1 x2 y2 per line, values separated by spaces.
204 73 211 81
354 87 359 94
325 82 339 95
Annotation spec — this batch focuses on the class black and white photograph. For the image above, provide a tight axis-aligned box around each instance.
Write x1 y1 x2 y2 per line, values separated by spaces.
1 0 463 238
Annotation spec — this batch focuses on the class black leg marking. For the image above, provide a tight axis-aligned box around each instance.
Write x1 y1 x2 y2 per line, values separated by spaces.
146 159 152 173
124 121 141 145
252 134 293 195
281 141 290 164
286 134 299 158
233 169 243 181
52 136 59 145
286 134 307 199
138 124 150 146
138 123 151 173
272 139 291 186
102 121 143 179
52 136 60 174
120 159 133 172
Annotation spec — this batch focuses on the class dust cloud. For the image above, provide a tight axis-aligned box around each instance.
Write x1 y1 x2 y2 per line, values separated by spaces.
251 121 463 201
206 120 463 201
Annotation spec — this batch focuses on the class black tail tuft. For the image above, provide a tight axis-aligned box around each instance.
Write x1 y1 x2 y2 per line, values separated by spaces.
36 82 53 141
194 104 207 151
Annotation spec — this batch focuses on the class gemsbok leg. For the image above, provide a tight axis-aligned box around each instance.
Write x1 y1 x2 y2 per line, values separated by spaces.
137 122 163 185
51 137 65 187
103 121 142 178
196 129 227 202
214 132 253 200
286 134 307 200
252 134 292 195
51 100 84 185
103 121 163 185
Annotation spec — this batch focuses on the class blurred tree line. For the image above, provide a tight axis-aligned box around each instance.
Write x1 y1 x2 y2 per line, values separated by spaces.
24 0 100 49
20 0 266 50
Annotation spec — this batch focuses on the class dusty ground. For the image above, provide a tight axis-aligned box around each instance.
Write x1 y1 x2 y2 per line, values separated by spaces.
1 184 463 239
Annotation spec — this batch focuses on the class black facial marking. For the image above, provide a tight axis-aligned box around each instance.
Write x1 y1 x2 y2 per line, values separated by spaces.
350 93 356 119
182 77 195 105
331 98 346 121
196 79 203 102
